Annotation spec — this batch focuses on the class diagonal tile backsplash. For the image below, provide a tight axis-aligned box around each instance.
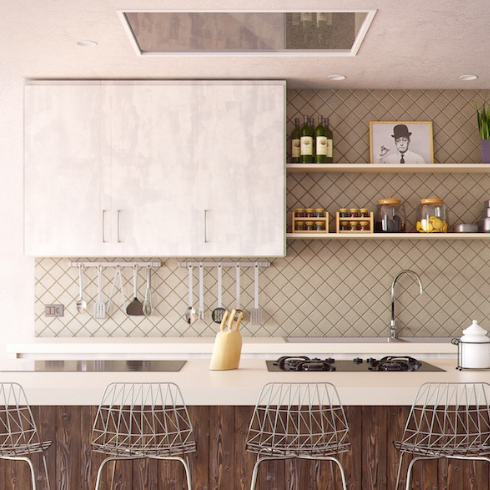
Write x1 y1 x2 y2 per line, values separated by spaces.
35 89 490 338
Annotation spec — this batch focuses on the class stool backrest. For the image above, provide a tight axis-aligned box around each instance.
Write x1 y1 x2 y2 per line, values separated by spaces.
0 382 40 451
247 382 349 455
401 382 490 455
92 383 195 454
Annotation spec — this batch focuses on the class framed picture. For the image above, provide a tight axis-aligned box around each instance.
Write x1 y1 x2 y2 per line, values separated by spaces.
369 121 434 164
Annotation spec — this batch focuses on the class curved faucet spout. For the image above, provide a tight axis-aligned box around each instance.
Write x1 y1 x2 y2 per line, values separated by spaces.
390 270 423 341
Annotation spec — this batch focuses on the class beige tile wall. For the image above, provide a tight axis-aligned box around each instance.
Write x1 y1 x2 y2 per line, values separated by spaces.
35 89 490 338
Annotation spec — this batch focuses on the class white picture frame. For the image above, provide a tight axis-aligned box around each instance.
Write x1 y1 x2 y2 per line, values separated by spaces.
369 121 434 164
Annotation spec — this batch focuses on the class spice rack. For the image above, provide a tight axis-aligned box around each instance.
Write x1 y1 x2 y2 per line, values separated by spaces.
335 212 374 234
292 210 329 233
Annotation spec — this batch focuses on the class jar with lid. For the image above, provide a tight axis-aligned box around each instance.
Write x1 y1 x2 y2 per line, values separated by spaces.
416 198 448 233
305 221 315 231
314 208 325 218
314 221 325 231
339 208 349 218
294 208 305 217
375 198 406 233
305 208 315 218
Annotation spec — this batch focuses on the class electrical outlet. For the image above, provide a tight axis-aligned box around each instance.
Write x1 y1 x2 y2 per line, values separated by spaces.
45 304 64 317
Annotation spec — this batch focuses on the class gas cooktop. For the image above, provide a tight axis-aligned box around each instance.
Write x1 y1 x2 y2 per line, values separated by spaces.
266 356 445 373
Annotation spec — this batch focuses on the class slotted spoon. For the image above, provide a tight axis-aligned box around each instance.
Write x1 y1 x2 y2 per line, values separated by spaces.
93 265 106 319
212 264 226 324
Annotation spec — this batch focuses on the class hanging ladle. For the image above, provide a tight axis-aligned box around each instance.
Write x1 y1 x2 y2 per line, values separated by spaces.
76 264 87 314
212 264 227 324
185 264 197 325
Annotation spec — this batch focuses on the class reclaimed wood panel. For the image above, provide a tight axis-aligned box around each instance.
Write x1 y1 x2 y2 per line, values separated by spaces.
1 406 489 489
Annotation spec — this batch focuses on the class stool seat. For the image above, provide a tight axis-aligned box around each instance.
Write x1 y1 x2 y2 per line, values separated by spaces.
246 382 350 489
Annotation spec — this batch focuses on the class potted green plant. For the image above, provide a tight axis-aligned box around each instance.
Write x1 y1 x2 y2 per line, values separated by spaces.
472 100 490 163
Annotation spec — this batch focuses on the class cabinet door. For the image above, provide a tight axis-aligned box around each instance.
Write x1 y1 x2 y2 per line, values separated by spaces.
24 83 108 256
196 82 286 257
108 83 199 256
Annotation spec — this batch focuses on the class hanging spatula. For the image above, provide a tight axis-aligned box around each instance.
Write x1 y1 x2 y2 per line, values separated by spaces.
126 265 144 316
93 265 106 320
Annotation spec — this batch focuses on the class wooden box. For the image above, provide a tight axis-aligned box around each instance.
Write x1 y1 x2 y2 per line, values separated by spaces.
335 212 374 233
292 212 329 233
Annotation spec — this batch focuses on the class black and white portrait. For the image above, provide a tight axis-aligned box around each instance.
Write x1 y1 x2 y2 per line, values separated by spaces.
369 121 434 164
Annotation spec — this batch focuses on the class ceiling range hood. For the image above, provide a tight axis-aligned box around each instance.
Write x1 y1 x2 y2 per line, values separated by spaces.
118 10 377 57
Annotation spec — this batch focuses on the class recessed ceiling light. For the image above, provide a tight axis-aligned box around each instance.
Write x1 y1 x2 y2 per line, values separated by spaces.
77 40 98 48
459 74 478 81
328 75 346 81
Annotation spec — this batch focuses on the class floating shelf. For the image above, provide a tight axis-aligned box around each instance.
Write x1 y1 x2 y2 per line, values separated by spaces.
286 232 490 240
286 163 490 174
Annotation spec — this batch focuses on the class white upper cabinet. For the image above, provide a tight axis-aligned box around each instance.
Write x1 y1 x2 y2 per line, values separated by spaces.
24 83 107 257
24 81 286 257
196 83 285 257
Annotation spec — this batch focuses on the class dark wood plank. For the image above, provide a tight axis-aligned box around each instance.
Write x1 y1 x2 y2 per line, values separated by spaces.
188 405 211 490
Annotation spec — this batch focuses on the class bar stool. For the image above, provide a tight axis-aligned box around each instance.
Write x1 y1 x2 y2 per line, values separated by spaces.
0 382 52 489
91 382 196 489
246 382 350 490
394 382 490 489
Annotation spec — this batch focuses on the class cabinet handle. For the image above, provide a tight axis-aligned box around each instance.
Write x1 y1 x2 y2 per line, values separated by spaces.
204 210 208 243
117 210 122 243
102 210 107 243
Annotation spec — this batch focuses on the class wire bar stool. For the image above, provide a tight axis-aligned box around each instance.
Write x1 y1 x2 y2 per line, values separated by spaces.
91 382 196 489
394 382 490 489
0 382 52 489
246 382 350 490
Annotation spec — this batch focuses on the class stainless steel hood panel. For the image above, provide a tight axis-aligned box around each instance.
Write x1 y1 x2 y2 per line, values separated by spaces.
1 360 186 372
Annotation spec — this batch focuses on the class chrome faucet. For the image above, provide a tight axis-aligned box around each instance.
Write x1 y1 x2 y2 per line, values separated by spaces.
390 270 423 341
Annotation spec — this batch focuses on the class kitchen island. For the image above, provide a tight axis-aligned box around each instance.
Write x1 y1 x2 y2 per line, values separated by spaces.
0 353 489 489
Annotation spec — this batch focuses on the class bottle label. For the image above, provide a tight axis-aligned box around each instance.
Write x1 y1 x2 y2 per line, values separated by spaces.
292 138 301 158
300 13 313 22
316 136 327 156
326 138 333 158
300 136 313 156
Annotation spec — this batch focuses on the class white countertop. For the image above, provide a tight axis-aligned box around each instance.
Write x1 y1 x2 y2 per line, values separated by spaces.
7 336 458 359
0 358 485 407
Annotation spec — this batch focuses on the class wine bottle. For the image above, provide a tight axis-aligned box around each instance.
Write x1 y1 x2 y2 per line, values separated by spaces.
324 116 334 163
300 115 314 163
290 118 301 163
315 115 327 163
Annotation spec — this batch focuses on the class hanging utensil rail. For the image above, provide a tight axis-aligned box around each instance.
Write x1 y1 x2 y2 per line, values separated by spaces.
178 261 270 269
71 261 161 269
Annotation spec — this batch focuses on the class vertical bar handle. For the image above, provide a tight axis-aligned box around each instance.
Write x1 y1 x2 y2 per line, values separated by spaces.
101 210 107 243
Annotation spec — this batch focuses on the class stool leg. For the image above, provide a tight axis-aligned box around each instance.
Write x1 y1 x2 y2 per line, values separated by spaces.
95 456 120 490
42 453 51 490
395 453 405 489
250 456 262 490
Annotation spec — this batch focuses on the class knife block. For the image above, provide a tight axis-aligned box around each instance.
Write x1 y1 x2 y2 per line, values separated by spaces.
209 330 243 370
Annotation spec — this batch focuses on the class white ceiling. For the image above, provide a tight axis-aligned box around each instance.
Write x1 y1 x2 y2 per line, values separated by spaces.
2 0 490 90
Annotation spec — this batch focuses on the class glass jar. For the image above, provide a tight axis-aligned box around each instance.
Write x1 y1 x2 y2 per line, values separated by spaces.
359 221 370 231
295 221 305 231
340 220 349 231
349 208 359 218
350 221 359 231
416 198 448 233
375 198 406 233
339 208 349 218
305 221 315 231
315 208 325 218
305 208 315 218
314 221 325 231
360 208 369 218
295 208 305 217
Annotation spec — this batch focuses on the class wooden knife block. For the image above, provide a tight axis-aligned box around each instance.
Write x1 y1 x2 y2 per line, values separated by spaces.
209 330 243 370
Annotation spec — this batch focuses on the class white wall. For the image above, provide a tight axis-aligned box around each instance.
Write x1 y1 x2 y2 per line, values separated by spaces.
0 68 35 356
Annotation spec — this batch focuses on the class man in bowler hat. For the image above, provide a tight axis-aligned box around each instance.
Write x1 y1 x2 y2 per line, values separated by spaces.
376 124 425 163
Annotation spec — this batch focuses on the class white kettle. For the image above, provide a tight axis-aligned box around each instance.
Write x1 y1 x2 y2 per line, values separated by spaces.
455 320 490 369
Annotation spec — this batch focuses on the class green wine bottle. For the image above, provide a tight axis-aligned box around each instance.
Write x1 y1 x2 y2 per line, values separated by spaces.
315 115 327 163
300 115 314 163
324 116 334 163
290 118 301 163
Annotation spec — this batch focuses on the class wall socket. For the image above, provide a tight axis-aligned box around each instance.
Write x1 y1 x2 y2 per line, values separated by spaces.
45 304 64 317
